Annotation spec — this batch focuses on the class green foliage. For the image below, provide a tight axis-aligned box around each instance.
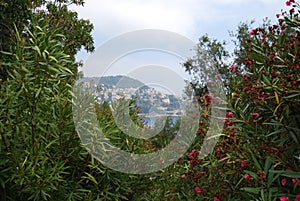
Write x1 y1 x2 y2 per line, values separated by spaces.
177 1 300 201
229 21 254 68
0 0 94 82
232 3 300 198
0 17 151 201
95 98 181 153
0 17 77 201
42 0 94 56
0 0 32 51
183 35 230 97
0 0 32 80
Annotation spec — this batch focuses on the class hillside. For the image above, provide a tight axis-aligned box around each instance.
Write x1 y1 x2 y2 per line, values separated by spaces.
82 75 148 89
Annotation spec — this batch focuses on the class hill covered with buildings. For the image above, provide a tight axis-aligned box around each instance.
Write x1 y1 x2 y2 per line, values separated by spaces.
81 76 183 116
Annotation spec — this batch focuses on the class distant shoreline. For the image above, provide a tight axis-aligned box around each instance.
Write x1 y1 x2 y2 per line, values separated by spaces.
138 114 182 118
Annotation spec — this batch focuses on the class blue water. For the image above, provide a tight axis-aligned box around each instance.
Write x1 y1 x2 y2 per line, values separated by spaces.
143 116 180 127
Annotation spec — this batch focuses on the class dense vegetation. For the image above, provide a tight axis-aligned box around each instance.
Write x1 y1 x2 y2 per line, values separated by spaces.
0 0 299 200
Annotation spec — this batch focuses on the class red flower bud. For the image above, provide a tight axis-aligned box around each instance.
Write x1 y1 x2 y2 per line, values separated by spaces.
241 160 247 168
281 178 287 186
226 112 233 118
291 80 297 86
194 186 202 194
252 113 259 119
244 174 253 181
280 196 289 201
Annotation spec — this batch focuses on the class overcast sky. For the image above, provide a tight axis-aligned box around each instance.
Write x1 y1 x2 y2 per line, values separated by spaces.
70 0 287 95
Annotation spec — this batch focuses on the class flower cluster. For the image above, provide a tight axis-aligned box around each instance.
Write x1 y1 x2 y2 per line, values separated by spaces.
280 195 300 201
179 1 300 200
223 111 234 127
203 94 212 106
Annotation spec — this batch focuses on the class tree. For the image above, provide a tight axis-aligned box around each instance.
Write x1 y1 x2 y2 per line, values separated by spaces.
183 35 230 97
227 1 300 199
0 10 149 201
0 17 79 200
180 1 300 200
0 0 32 81
0 0 94 82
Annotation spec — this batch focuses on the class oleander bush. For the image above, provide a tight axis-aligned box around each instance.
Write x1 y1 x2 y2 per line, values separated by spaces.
0 17 154 201
175 1 300 200
117 2 300 200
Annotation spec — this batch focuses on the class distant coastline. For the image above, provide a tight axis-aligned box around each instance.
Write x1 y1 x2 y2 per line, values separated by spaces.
81 75 184 116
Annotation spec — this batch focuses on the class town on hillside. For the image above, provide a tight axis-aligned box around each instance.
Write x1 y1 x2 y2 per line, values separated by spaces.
81 76 185 117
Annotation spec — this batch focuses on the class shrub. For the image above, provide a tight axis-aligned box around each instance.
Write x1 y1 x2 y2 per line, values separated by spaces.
178 1 300 200
0 17 152 201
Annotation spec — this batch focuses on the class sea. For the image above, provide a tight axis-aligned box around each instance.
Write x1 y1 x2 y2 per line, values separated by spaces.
142 116 180 127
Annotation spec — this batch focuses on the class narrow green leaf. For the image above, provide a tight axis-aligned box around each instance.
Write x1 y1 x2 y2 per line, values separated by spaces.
82 172 98 185
264 157 272 177
262 74 271 86
241 187 261 195
33 46 41 56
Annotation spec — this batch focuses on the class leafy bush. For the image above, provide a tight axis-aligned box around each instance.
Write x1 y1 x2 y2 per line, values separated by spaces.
0 17 151 201
177 1 300 200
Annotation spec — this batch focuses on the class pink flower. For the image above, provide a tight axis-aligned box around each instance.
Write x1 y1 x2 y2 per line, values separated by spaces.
194 186 202 194
223 119 234 126
291 80 297 86
203 94 212 100
214 198 221 201
221 182 226 187
203 94 212 106
281 178 287 186
226 112 233 118
257 170 265 180
181 174 186 179
241 160 247 168
292 178 300 186
219 153 226 159
286 1 291 6
280 196 289 201
244 174 253 181
189 149 198 159
295 195 300 201
229 65 237 71
252 113 259 119
250 29 255 35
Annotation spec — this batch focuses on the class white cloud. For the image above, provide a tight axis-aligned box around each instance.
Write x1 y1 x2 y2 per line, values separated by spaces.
72 0 284 41
72 0 197 39
72 0 286 66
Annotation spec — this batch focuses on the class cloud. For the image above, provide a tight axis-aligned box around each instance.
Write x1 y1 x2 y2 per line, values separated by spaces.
72 0 284 41
72 0 197 39
72 0 285 66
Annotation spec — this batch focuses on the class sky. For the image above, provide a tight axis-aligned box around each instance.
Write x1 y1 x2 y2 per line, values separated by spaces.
70 0 287 95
